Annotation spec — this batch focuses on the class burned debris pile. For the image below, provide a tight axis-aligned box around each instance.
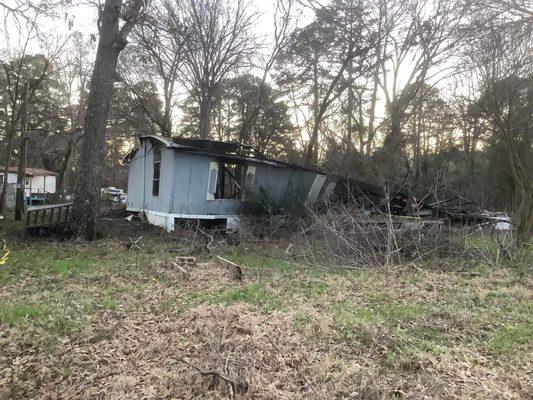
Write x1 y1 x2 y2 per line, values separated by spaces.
330 176 511 231
266 176 515 268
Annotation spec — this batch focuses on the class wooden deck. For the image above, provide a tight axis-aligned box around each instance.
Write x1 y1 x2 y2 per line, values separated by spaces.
25 202 74 229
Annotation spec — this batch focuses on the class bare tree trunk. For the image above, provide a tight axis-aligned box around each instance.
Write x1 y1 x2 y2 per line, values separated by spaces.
216 103 223 141
366 4 383 157
506 143 533 245
346 58 354 147
373 100 405 181
357 90 364 153
375 74 428 179
162 81 173 137
236 0 293 146
199 94 212 139
384 105 403 154
305 64 350 166
56 145 71 194
462 116 471 157
0 122 16 214
366 70 379 156
238 83 264 145
171 0 256 143
57 133 81 193
15 137 27 220
305 57 320 166
69 0 142 240
15 83 28 220
514 180 533 244
305 41 372 167
413 106 422 187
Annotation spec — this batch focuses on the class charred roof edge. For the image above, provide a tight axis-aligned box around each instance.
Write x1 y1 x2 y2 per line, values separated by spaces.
135 134 325 174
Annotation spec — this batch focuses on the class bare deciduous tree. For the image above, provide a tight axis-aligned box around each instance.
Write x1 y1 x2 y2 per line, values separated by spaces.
372 0 466 181
164 0 257 139
303 0 376 166
54 32 94 193
0 11 65 214
460 3 533 244
236 0 295 145
125 2 187 137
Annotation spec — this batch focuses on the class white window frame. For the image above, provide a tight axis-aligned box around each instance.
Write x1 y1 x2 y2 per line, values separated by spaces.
206 161 219 200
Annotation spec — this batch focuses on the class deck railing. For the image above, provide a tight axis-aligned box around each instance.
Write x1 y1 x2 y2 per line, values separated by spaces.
25 202 74 229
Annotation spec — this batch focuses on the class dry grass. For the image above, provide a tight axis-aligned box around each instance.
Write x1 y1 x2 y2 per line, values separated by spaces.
0 225 531 399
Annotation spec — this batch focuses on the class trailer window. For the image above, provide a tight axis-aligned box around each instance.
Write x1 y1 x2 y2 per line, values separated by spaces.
216 162 246 200
152 148 161 196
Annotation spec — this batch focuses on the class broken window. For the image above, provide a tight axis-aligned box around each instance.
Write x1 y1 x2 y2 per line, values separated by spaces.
206 161 249 200
152 148 161 196
217 162 245 199
244 166 256 192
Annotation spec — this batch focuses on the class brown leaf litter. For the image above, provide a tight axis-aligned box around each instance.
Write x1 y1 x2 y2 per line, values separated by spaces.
1 304 325 399
2 301 530 400
1 259 530 399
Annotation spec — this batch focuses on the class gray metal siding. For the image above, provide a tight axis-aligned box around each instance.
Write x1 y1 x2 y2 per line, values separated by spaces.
170 152 241 215
249 165 316 208
285 170 317 202
170 151 192 213
143 145 174 212
127 138 327 217
317 175 337 202
250 164 292 205
126 143 146 210
126 141 175 213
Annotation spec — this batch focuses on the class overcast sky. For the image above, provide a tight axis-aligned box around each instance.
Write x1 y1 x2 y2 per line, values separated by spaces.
18 1 292 46
1 0 305 56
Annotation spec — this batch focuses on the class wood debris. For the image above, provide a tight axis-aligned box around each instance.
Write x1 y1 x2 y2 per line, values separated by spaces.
176 256 196 266
217 256 243 281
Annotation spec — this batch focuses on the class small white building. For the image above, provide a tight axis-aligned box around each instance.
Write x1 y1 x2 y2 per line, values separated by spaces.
0 166 57 201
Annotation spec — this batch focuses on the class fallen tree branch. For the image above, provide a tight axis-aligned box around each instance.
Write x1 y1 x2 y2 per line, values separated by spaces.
180 358 236 391
171 262 190 276
197 222 215 253
224 354 236 400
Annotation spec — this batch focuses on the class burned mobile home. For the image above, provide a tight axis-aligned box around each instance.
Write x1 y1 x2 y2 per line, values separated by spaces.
124 135 334 231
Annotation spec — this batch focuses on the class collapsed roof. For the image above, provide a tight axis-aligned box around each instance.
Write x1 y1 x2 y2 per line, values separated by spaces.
124 135 325 175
